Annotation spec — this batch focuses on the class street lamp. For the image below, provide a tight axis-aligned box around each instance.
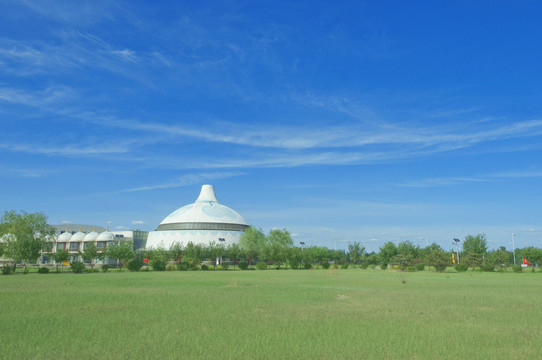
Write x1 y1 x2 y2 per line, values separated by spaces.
453 238 460 264
512 234 516 265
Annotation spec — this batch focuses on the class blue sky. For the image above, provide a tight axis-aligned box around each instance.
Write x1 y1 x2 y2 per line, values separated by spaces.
1 0 541 252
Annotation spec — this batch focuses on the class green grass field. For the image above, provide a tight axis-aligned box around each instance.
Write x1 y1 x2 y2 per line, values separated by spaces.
1 269 541 359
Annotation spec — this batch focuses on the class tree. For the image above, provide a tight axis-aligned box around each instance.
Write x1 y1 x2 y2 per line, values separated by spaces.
105 241 135 270
427 249 451 272
79 242 102 269
238 226 266 265
463 234 488 270
184 242 204 267
169 242 184 263
348 242 366 265
267 229 294 268
394 241 420 270
379 242 398 266
226 243 243 269
0 210 55 271
487 248 511 270
207 241 225 269
519 246 542 267
53 249 69 271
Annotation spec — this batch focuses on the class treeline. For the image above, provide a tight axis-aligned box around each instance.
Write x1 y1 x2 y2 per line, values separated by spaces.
142 228 541 272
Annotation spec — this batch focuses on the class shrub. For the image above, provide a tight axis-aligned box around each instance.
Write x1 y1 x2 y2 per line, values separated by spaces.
23 267 30 274
177 262 190 271
37 267 50 274
70 261 86 273
238 262 249 270
380 262 388 270
166 263 176 271
304 263 312 270
101 265 109 272
220 263 229 270
340 263 349 269
256 262 268 270
201 264 209 270
127 259 143 272
290 261 300 269
321 261 330 269
333 263 339 269
406 266 416 272
512 265 523 273
455 263 468 272
360 262 369 269
481 262 495 272
434 264 447 272
2 265 12 275
415 263 425 271
368 264 376 269
151 259 166 271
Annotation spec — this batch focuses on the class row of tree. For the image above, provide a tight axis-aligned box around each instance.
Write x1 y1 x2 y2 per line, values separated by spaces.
145 228 541 271
1 211 540 272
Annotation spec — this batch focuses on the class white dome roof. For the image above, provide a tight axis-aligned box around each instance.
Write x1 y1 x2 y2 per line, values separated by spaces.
71 229 86 242
97 229 116 241
58 231 72 242
156 185 248 231
84 231 99 242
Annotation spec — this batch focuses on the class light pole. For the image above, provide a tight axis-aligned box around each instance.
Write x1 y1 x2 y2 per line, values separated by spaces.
300 242 305 265
512 234 516 265
453 238 460 264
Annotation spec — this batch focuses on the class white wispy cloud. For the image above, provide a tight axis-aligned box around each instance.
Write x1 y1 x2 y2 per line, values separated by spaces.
395 168 542 188
131 220 145 225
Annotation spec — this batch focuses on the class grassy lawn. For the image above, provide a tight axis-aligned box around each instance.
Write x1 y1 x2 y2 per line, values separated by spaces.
1 269 541 359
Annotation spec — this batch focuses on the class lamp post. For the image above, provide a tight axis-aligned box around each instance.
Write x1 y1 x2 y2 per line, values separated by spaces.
453 238 460 264
300 242 305 265
512 234 516 265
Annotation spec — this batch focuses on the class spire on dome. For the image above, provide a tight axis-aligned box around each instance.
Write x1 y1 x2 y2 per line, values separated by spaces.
196 185 219 203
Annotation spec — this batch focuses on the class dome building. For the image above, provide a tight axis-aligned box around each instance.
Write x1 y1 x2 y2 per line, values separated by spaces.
146 185 249 249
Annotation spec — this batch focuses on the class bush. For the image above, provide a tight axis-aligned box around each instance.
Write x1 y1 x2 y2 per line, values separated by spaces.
238 262 249 270
481 262 495 272
304 263 312 270
290 261 300 269
455 263 468 272
360 262 369 269
127 259 143 272
368 264 376 269
256 262 268 270
201 264 209 270
166 263 176 271
340 263 349 269
1 265 13 275
415 263 425 271
220 263 229 270
23 267 30 274
380 262 388 270
321 261 330 269
37 267 50 274
152 259 166 271
512 265 523 273
177 262 190 271
101 265 109 272
406 266 416 272
434 264 447 272
70 261 86 273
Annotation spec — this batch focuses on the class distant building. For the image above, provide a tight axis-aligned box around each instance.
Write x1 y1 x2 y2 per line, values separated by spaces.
146 185 249 249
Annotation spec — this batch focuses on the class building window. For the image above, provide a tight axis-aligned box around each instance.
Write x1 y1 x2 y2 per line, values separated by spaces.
57 243 66 250
70 243 79 251
115 234 124 238
97 242 105 249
